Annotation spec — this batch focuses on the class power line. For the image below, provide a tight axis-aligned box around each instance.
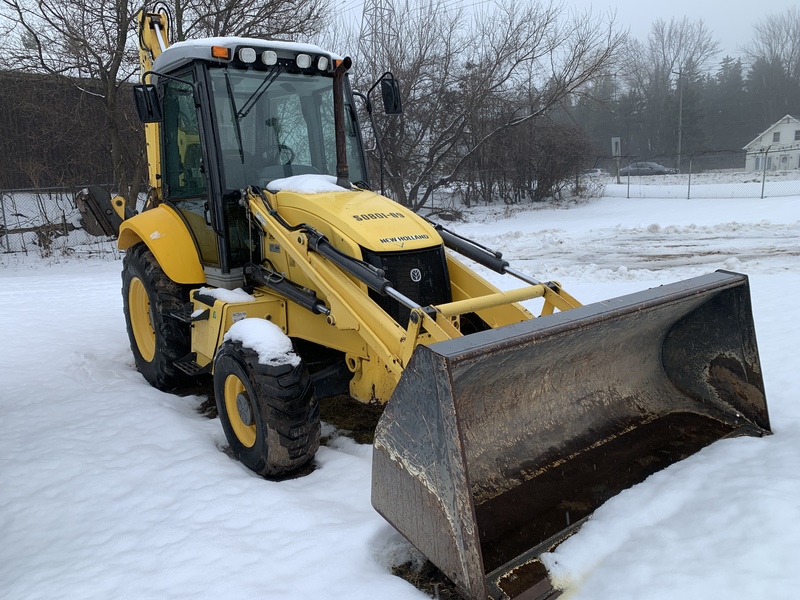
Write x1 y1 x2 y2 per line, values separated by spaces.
342 0 498 17
338 0 364 15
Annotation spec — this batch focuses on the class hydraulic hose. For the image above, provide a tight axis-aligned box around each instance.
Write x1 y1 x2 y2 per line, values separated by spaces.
244 262 329 315
304 228 392 295
432 223 509 273
431 221 545 287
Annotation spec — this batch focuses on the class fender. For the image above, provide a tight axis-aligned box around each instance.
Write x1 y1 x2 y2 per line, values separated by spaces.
118 205 205 284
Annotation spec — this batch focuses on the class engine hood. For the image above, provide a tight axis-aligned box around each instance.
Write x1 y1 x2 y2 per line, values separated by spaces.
272 188 442 253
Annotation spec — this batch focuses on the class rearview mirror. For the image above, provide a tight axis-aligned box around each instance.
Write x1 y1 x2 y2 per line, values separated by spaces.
132 84 163 123
380 78 402 115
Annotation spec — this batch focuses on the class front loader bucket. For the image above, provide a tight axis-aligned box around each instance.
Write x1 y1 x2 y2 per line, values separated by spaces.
372 271 769 600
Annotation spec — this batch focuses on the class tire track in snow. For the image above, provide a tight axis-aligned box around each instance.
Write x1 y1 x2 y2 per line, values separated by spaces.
474 222 800 277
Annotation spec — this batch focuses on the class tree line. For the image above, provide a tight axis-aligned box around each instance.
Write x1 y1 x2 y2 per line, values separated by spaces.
572 11 800 169
0 0 797 207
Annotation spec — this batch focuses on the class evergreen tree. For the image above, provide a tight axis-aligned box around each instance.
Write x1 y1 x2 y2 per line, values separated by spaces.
746 57 800 129
705 57 751 150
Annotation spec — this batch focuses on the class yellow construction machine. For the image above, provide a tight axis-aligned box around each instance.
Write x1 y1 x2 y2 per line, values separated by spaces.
115 9 771 600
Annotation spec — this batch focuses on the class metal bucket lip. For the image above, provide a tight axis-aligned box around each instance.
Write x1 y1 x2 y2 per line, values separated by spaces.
484 517 588 600
428 270 749 361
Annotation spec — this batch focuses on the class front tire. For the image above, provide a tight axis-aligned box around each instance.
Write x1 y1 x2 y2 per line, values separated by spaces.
122 243 192 390
214 340 320 477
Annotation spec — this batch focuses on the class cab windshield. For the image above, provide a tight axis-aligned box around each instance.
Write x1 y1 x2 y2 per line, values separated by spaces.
208 67 367 190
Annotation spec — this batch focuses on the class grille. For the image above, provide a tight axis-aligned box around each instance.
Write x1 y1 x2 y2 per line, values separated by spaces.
361 245 452 326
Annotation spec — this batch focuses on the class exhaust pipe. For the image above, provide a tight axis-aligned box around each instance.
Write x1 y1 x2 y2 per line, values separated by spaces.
333 57 353 189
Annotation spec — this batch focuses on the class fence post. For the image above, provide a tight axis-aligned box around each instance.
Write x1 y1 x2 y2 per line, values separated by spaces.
626 171 630 199
687 157 692 200
61 211 69 253
761 146 770 199
0 192 10 252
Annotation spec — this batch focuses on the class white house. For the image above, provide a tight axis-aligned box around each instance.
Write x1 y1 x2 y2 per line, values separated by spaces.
744 115 800 172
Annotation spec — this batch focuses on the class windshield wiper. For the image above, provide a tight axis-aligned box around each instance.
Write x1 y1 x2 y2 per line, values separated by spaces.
222 65 282 164
224 71 245 164
237 64 282 119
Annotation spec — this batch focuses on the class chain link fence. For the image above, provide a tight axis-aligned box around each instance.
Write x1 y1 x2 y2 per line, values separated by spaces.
592 150 800 199
3 151 799 257
0 187 127 257
381 149 800 212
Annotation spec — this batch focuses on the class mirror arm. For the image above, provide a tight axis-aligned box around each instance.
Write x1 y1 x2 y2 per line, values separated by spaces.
354 91 386 195
366 72 394 101
361 72 401 196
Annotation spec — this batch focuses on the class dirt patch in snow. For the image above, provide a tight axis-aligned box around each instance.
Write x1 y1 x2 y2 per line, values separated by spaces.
392 560 460 599
319 394 385 444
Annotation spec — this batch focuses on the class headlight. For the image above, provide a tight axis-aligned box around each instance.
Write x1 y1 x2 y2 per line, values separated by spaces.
296 54 312 69
238 47 256 63
317 56 329 71
262 50 278 66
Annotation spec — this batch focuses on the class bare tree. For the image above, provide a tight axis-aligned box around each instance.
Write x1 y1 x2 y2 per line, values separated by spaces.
349 0 625 210
624 17 721 110
619 18 719 162
0 71 123 189
456 112 594 206
743 7 800 81
0 0 329 202
741 7 800 125
171 0 327 41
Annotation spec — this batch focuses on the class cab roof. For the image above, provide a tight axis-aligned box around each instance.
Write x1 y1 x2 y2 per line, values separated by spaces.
152 37 341 74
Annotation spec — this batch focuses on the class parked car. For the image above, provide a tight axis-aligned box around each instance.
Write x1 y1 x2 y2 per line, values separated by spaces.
619 162 678 176
582 168 611 176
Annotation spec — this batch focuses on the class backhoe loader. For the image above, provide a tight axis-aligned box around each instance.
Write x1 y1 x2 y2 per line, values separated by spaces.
114 9 771 600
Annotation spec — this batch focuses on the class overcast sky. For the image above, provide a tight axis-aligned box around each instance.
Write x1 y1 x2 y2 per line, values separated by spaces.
566 0 797 61
340 0 797 69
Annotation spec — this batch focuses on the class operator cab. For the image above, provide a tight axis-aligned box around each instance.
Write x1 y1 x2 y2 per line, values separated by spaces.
140 39 369 287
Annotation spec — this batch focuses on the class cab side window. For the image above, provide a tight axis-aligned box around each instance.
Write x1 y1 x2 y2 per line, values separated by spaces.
163 78 207 199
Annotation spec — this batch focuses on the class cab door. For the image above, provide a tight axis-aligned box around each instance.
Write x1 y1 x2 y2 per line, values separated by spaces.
161 71 221 267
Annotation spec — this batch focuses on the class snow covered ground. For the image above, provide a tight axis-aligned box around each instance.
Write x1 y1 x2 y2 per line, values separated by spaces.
2 191 799 599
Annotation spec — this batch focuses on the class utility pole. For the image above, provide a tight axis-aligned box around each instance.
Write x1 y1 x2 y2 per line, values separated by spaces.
358 0 398 195
359 0 397 70
673 68 683 172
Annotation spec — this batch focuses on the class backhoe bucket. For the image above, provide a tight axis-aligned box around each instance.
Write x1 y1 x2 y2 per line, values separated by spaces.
372 271 769 600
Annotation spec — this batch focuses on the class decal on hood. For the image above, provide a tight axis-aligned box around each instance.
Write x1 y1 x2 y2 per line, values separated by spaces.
379 234 430 244
352 212 406 222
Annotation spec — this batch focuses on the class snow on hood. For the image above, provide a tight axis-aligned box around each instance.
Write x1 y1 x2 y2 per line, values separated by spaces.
197 287 256 304
267 174 349 194
223 318 300 367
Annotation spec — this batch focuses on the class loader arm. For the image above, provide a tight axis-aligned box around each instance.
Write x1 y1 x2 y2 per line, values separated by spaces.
245 189 578 402
247 190 408 386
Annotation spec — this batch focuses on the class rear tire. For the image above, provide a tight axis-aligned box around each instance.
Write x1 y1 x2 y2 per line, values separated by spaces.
122 243 192 391
214 340 320 477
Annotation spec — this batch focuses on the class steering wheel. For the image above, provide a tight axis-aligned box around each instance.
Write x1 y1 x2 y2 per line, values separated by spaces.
262 144 295 166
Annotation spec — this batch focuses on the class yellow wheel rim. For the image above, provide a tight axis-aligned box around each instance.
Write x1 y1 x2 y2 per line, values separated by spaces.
224 374 256 448
129 277 156 362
